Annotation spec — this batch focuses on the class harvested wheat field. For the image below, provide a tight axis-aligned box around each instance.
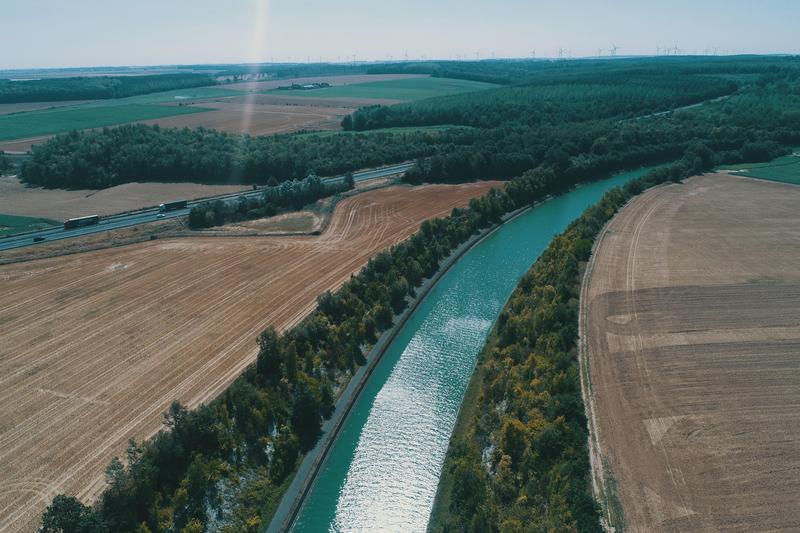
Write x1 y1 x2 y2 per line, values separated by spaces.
0 181 498 532
582 173 800 532
0 176 250 220
140 96 356 135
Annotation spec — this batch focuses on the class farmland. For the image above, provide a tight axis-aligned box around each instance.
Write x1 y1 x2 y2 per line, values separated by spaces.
0 87 242 145
223 73 428 92
0 180 497 532
0 175 250 220
136 97 355 136
583 174 800 531
0 213 58 235
266 76 500 101
0 100 207 142
720 151 800 185
0 75 493 152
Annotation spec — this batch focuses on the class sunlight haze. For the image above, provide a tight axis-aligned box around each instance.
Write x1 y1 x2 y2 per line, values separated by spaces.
1 0 798 68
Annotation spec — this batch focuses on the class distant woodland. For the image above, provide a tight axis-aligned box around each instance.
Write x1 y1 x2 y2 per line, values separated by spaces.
0 73 215 103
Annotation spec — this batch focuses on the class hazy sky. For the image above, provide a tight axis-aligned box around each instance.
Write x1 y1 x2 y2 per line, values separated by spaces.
1 0 797 69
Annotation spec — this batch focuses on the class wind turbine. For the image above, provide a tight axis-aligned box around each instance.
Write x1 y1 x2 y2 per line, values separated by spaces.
609 44 619 57
673 42 680 56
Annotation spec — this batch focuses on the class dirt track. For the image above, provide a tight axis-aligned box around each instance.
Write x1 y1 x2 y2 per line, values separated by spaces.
584 173 800 531
0 181 497 532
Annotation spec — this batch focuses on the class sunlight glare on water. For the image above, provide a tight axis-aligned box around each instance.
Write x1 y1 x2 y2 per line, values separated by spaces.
333 313 493 532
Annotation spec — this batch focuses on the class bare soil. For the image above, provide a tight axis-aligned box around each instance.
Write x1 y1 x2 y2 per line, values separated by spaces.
0 136 52 153
0 176 250 220
0 181 498 532
583 173 800 532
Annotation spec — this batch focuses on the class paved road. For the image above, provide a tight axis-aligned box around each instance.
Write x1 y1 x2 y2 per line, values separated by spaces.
0 162 413 251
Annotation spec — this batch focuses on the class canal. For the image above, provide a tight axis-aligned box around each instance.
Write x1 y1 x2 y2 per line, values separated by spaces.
291 167 656 532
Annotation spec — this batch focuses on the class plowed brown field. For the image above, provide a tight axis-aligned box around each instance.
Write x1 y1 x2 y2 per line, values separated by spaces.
0 181 498 532
583 174 800 532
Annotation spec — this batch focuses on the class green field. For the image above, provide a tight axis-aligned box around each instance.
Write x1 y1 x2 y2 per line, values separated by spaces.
267 77 500 101
0 87 241 142
0 213 59 235
0 104 208 141
720 151 800 185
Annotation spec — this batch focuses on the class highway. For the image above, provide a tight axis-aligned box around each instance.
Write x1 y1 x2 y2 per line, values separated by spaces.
0 162 413 252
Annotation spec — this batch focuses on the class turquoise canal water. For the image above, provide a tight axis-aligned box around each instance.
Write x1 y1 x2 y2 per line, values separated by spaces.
292 167 655 532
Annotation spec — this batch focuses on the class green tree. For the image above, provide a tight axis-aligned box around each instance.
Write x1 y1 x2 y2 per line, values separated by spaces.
256 327 282 383
291 380 322 450
41 495 105 533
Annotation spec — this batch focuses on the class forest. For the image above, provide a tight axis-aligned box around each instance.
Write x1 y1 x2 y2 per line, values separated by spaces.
0 73 216 103
38 57 800 532
367 55 800 85
187 174 353 229
20 125 437 189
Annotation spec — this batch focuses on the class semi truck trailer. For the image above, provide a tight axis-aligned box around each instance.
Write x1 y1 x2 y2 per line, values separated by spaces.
63 215 100 230
159 200 188 213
